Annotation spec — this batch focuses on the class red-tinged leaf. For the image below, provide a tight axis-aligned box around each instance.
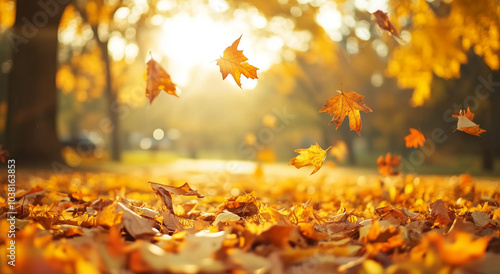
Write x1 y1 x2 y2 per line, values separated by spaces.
0 144 9 163
405 128 426 148
372 10 402 40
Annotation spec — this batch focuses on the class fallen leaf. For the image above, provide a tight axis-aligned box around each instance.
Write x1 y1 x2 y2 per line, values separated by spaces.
471 211 491 227
426 231 492 266
430 199 452 226
320 85 373 135
372 10 402 40
216 35 258 87
116 202 157 239
145 53 178 104
376 153 401 176
213 210 241 226
289 143 330 175
405 128 425 148
452 107 486 136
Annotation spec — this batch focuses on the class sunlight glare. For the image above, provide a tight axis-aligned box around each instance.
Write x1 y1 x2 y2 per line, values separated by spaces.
354 0 388 12
160 13 232 85
315 2 343 41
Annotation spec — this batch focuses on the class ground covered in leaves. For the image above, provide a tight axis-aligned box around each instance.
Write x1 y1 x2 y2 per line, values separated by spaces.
1 164 500 274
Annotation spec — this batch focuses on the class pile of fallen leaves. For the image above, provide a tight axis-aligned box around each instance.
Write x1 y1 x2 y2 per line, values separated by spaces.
1 171 499 273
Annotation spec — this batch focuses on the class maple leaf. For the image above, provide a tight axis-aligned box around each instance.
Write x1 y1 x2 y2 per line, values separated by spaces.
405 128 426 148
319 85 373 135
145 53 178 104
289 143 330 175
372 10 402 40
0 144 9 163
452 107 486 136
376 153 401 176
216 35 258 88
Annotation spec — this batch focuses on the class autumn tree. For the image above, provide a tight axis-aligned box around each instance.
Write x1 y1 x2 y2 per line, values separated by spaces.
6 0 69 165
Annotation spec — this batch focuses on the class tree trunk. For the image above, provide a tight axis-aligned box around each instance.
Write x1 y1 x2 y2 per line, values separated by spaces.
99 41 121 161
6 0 68 166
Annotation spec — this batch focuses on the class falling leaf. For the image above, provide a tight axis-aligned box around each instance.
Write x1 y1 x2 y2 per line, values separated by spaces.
289 143 330 175
320 85 373 135
216 35 259 87
0 144 9 163
372 10 402 40
405 128 426 148
145 53 178 104
329 140 348 163
452 107 486 136
376 153 401 176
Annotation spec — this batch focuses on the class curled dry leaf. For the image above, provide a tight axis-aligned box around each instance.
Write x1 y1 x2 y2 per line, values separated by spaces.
289 143 330 175
405 128 426 148
145 53 178 104
216 35 258 88
372 10 402 40
452 107 486 136
319 85 373 135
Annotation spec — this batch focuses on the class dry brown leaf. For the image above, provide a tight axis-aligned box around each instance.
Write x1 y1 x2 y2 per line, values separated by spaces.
289 143 330 175
145 53 178 104
216 35 258 88
372 10 402 40
320 85 373 135
430 199 452 226
405 128 426 148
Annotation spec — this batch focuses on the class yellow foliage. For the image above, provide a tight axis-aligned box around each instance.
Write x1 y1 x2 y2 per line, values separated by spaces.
388 0 500 106
0 0 15 30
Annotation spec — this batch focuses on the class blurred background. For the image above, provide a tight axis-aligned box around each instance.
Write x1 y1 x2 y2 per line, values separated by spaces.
0 0 499 175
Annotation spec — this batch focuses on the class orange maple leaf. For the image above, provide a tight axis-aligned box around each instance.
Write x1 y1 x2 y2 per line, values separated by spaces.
372 10 402 40
376 153 401 176
452 107 486 136
405 128 425 148
216 35 258 88
289 143 330 175
145 53 178 104
319 85 373 135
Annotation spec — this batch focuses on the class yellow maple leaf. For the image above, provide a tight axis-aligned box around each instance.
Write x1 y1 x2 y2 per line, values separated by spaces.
216 35 258 88
289 143 330 175
319 85 373 135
